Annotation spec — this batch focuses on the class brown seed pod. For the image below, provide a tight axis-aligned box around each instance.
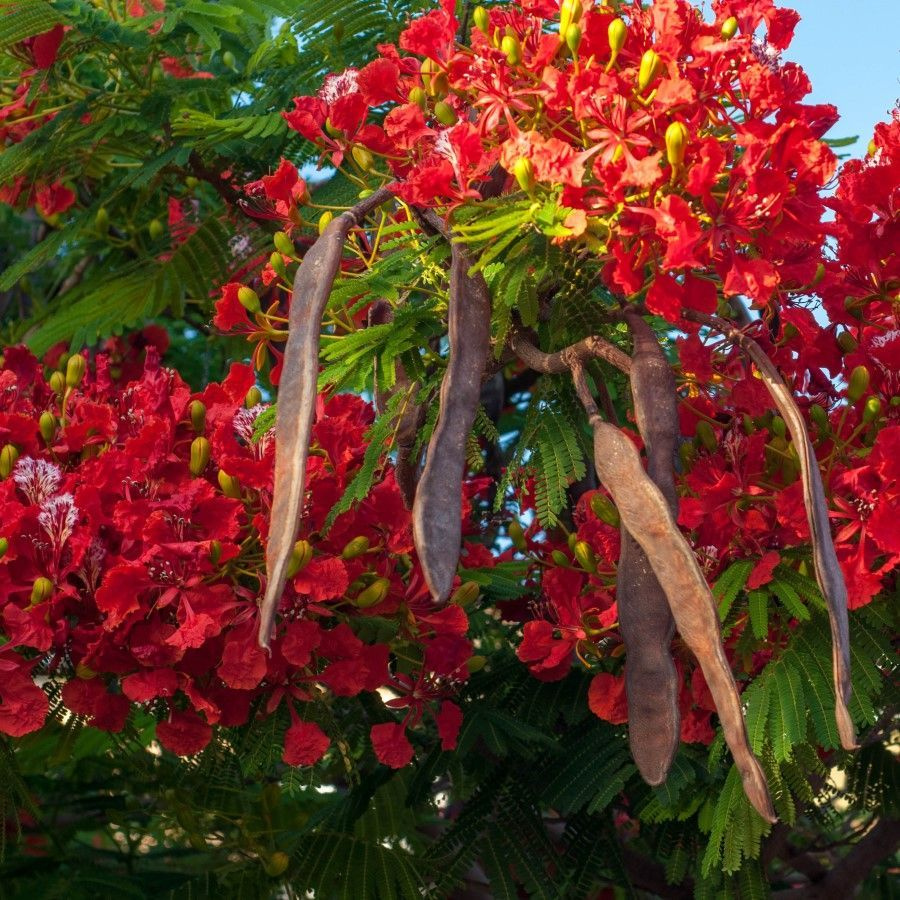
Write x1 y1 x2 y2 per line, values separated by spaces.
684 310 856 751
259 188 393 650
412 240 491 603
618 310 680 786
569 360 775 823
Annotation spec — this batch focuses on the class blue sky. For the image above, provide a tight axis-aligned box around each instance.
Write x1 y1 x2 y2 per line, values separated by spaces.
786 1 898 150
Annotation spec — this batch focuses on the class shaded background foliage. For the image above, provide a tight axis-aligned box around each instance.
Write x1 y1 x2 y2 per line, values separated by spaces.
0 1 897 898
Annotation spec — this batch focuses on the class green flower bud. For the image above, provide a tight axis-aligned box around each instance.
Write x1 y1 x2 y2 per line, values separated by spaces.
638 48 662 92
39 411 56 444
508 518 527 550
770 416 786 438
222 50 236 69
0 537 8 559
324 119 342 139
185 175 200 191
695 420 718 452
49 371 65 394
30 576 54 606
190 399 206 433
809 403 829 432
720 16 738 39
513 157 536 195
95 206 109 234
466 655 486 673
665 120 689 170
862 396 882 424
551 549 570 568
218 469 241 498
273 231 295 258
742 414 755 435
351 145 376 172
189 436 211 476
148 218 164 240
210 540 222 565
408 86 427 109
846 365 870 402
65 354 86 388
501 34 521 65
573 540 597 574
286 539 313 577
473 6 489 34
0 444 19 479
606 18 627 70
354 577 390 608
238 286 261 314
245 386 263 408
679 440 696 469
837 331 858 353
342 536 370 559
867 138 878 157
564 23 582 55
590 493 620 527
317 211 334 236
263 851 290 878
433 100 457 126
450 580 480 607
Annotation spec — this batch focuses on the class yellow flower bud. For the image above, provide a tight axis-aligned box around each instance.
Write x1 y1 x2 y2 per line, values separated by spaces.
0 444 19 479
589 493 620 527
433 101 457 126
190 399 206 433
501 34 521 65
30 576 54 606
565 23 582 54
341 536 370 559
513 157 536 195
573 540 597 574
95 206 109 234
351 145 376 172
245 386 263 408
238 286 261 314
665 120 690 170
286 539 313 577
0 537 8 559
317 211 334 236
263 851 290 878
606 18 627 71
185 176 199 191
450 580 480 607
273 231 295 258
560 0 583 35
270 252 287 278
49 371 65 394
408 86 427 109
189 436 211 476
354 577 390 608
867 138 877 157
847 365 870 402
720 16 738 40
324 119 342 138
39 411 56 444
148 218 165 240
473 6 489 34
638 48 662 92
508 518 527 550
66 354 87 388
218 469 241 498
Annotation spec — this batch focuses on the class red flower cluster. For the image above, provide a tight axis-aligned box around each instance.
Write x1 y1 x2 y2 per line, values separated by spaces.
285 0 839 321
0 335 482 766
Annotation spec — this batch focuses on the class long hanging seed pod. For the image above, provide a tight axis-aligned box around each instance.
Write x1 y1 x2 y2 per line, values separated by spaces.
568 359 776 823
259 188 393 650
684 310 856 750
412 240 492 603
618 310 680 786
369 300 425 510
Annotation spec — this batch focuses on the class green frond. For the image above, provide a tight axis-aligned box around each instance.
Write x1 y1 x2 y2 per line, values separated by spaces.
0 1 62 51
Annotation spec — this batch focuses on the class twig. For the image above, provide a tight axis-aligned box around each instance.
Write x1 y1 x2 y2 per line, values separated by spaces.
510 330 632 376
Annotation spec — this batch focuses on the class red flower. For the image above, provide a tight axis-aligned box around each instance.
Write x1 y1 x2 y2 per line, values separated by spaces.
588 672 628 725
371 722 415 768
283 720 330 766
435 701 462 751
156 710 213 756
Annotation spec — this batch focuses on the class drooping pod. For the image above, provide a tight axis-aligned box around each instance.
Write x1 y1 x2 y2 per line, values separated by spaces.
259 188 394 649
569 361 775 823
412 239 492 603
618 310 680 786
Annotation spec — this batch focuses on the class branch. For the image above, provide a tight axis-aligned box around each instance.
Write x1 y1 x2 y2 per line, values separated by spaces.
683 309 856 750
510 330 632 376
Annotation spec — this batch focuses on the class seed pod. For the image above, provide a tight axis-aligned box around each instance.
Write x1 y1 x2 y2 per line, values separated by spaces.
606 18 627 70
450 580 480 607
49 371 65 394
573 540 597 574
148 218 164 240
263 851 290 878
408 86 427 109
30 576 54 606
39 411 56 443
720 16 738 39
238 286 261 314
695 420 717 451
0 444 19 479
286 539 313 577
847 365 870 402
274 231 295 258
66 354 86 388
862 396 882 424
837 331 858 353
638 48 662 92
190 436 211 475
354 577 390 608
412 241 492 605
618 310 681 787
190 400 206 433
508 518 527 550
501 34 521 65
246 386 263 408
433 101 457 126
665 121 689 171
513 157 536 195
0 537 8 559
473 5 489 33
565 23 582 54
590 493 621 527
218 468 241 498
261 188 393 648
351 145 376 172
342 536 370 559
